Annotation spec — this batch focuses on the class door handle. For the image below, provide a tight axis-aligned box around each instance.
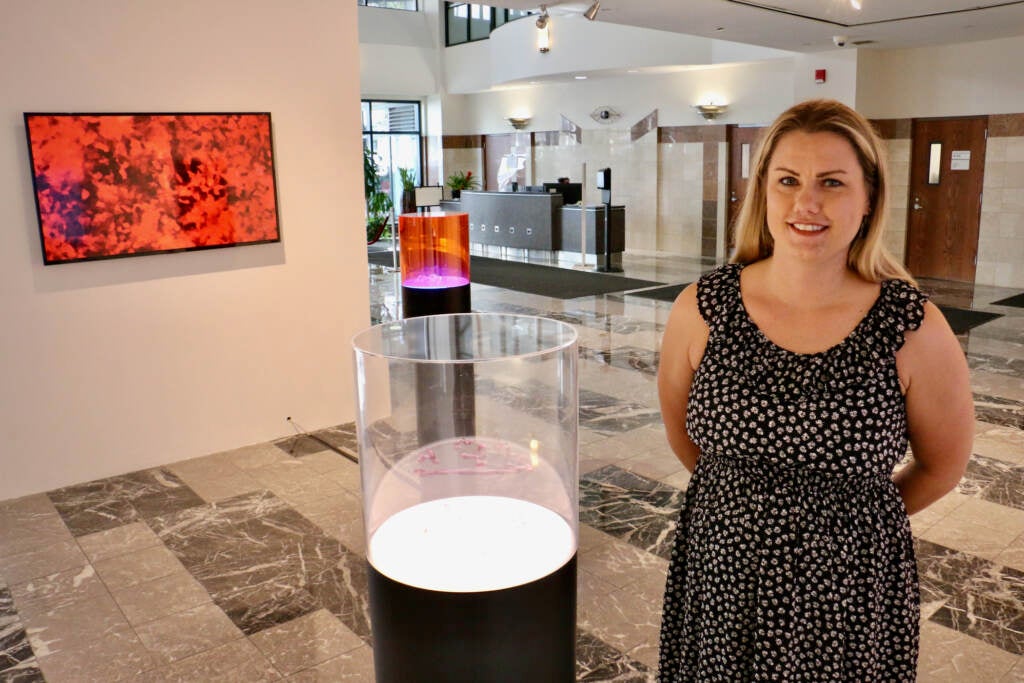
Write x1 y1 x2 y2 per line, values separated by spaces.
730 191 738 203
912 197 924 210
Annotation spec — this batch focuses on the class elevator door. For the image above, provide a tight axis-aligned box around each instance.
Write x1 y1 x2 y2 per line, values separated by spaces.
726 125 766 253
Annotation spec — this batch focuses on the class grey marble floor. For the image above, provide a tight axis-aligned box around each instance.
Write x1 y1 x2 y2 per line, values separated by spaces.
1 246 1023 682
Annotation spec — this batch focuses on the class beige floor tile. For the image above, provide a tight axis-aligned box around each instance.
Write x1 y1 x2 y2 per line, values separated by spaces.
92 543 186 591
1001 656 1024 681
0 538 87 585
578 523 614 554
954 497 1024 534
76 520 161 563
0 512 73 560
35 623 159 683
918 516 1021 561
581 538 668 601
22 592 130 657
181 470 264 503
110 570 213 626
0 493 57 516
283 646 376 681
12 564 108 616
144 637 281 682
134 603 243 665
220 442 293 471
578 582 663 656
917 621 1018 682
662 469 692 490
973 425 1024 465
248 608 364 676
911 491 971 533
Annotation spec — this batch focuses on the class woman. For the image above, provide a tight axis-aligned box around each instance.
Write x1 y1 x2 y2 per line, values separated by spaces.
657 99 973 681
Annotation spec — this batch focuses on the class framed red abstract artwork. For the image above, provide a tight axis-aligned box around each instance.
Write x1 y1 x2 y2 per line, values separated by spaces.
24 112 282 265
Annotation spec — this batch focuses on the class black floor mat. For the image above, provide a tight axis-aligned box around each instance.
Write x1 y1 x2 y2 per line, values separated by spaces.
938 305 1003 334
990 292 1024 308
625 283 690 302
368 251 663 299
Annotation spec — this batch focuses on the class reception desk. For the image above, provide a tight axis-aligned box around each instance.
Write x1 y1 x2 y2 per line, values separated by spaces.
440 191 625 257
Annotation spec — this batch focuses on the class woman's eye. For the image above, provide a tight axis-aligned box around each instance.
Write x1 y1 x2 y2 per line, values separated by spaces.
779 176 798 186
823 178 844 187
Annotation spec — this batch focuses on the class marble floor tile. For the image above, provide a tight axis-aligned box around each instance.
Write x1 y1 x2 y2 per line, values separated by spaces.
917 621 1019 681
580 537 669 601
144 637 280 683
91 543 186 592
249 608 363 676
75 520 162 563
134 603 243 665
10 565 108 617
109 570 212 627
575 628 652 682
281 645 375 682
47 468 204 537
0 582 39 681
33 623 158 683
0 513 73 562
0 540 86 587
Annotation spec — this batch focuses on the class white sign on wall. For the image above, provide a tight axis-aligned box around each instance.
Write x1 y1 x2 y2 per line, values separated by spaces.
951 150 971 171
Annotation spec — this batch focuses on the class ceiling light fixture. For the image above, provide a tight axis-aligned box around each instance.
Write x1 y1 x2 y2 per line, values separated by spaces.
850 0 862 9
583 1 600 21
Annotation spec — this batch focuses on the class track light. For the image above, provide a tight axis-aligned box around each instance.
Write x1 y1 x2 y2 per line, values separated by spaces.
583 1 600 21
536 5 549 29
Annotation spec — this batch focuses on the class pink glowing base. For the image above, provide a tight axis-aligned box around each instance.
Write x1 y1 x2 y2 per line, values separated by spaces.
402 273 470 289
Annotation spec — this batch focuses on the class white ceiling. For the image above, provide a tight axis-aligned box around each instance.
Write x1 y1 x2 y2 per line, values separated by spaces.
490 0 1024 52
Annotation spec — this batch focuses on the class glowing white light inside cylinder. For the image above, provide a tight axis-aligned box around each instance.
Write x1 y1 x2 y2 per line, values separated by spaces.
369 496 575 593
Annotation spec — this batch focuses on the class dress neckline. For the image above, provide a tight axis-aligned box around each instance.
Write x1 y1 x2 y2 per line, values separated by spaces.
732 263 887 359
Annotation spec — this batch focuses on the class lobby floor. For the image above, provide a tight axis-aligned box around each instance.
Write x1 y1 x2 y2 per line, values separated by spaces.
1 247 1023 682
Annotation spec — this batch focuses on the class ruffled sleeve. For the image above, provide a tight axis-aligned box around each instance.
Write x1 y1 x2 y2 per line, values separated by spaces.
696 264 744 338
875 279 929 353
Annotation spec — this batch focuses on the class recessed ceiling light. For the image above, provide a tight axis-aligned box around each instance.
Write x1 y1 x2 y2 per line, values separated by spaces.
627 69 639 73
574 75 588 80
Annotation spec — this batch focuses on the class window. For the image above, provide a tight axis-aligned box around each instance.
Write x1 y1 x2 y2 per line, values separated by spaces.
445 3 534 46
358 0 417 10
362 100 424 213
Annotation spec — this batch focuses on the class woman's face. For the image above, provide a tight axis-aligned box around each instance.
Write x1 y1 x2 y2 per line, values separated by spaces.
764 130 871 267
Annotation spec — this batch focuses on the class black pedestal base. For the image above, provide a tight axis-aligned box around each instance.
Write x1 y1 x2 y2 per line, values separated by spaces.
368 554 577 683
402 284 471 319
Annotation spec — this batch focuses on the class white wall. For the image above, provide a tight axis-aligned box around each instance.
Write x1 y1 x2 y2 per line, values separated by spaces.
442 60 795 134
0 0 368 499
793 50 859 106
857 36 1024 118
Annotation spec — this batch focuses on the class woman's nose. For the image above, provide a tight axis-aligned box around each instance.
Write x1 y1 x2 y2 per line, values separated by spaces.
793 184 822 211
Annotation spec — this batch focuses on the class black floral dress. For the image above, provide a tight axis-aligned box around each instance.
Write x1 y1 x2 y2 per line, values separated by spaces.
658 264 925 682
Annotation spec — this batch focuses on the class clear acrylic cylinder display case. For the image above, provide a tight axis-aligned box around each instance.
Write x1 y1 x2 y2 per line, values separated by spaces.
351 313 578 682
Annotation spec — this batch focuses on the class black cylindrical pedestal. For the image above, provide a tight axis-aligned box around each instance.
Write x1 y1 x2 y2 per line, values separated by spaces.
401 284 471 319
368 555 577 683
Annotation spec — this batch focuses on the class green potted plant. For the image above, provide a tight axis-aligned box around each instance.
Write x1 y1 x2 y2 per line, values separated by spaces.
398 167 417 215
364 146 393 244
446 170 480 199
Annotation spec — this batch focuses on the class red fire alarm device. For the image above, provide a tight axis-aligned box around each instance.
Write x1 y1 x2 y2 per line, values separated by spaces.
815 69 827 84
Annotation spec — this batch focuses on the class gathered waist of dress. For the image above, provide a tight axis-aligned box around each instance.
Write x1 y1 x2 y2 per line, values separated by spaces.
697 448 895 497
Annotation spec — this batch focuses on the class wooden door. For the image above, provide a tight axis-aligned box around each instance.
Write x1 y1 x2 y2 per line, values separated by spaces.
906 117 987 282
726 125 766 252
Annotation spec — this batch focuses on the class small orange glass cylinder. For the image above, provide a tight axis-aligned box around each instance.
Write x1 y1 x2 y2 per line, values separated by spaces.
398 212 470 289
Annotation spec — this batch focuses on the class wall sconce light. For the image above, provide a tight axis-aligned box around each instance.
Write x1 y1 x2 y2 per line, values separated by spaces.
506 116 531 130
536 6 550 52
693 103 729 121
583 1 600 21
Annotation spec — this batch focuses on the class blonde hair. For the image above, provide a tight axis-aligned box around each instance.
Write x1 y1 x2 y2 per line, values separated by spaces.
730 99 915 285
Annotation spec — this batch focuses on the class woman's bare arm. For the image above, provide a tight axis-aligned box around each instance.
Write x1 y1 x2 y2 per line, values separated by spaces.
657 283 709 472
893 301 974 515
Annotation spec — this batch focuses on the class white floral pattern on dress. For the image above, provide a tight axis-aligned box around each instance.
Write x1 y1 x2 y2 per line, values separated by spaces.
658 263 926 682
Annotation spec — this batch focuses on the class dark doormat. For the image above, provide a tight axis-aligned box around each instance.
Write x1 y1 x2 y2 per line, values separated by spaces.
938 305 1003 334
626 283 690 302
368 251 663 299
990 292 1024 308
